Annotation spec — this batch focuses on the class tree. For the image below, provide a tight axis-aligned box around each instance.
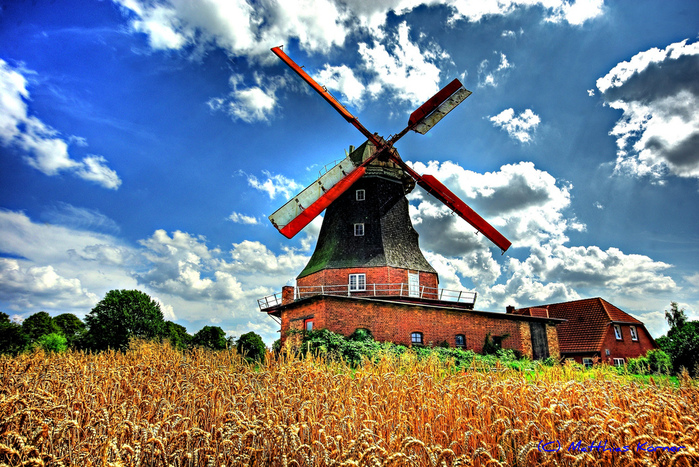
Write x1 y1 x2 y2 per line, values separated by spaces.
164 321 191 350
54 313 86 348
236 332 266 362
22 311 60 342
84 289 165 351
191 326 227 350
658 302 699 376
0 312 29 355
665 302 687 330
38 333 68 353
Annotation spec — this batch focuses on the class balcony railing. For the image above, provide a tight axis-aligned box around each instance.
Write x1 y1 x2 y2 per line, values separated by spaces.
257 282 477 311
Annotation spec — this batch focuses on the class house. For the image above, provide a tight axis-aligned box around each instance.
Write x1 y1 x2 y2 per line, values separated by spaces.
506 297 657 367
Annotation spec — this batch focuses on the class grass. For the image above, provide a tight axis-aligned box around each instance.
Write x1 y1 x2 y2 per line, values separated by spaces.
0 340 697 466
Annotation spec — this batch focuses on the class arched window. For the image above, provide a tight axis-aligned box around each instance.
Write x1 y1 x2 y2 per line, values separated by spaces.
455 334 465 348
411 332 423 345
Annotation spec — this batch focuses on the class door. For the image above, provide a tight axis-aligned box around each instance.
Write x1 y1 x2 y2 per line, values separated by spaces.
529 322 550 360
408 273 420 297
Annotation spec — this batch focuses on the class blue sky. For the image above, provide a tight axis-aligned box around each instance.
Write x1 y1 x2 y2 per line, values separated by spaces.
0 0 697 345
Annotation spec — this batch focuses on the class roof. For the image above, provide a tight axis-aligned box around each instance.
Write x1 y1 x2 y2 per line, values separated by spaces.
521 297 644 354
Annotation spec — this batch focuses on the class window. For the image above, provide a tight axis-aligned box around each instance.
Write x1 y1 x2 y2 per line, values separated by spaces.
455 334 465 348
630 326 638 341
356 189 365 201
304 318 314 331
408 272 419 297
613 358 625 367
614 324 622 340
582 358 593 369
354 223 364 236
411 332 423 345
349 273 366 291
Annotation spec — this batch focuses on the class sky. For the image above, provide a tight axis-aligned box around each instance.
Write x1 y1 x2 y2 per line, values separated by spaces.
0 0 698 346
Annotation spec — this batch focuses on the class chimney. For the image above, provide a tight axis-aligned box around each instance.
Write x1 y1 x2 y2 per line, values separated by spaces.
281 286 295 305
506 305 515 314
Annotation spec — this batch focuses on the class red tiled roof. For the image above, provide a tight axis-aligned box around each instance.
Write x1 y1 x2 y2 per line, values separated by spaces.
522 297 643 354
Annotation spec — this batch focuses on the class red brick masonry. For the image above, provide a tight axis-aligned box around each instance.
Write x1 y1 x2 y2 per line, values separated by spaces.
266 294 562 359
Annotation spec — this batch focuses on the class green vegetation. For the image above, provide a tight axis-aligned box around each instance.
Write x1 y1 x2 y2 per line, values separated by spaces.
656 302 699 377
0 289 247 355
236 331 267 362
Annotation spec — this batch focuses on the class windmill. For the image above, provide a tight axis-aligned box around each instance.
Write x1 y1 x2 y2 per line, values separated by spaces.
266 46 511 301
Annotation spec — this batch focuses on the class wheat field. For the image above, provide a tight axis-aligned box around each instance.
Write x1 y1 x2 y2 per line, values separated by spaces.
0 341 697 466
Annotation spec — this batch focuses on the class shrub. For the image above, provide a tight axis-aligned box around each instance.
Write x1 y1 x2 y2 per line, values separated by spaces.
37 333 68 353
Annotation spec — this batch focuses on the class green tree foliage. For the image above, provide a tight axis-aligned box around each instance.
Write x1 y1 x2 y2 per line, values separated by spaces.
22 311 60 342
191 326 228 350
54 313 86 348
657 302 699 376
0 312 29 355
38 333 68 353
84 289 165 351
164 321 191 350
236 332 266 362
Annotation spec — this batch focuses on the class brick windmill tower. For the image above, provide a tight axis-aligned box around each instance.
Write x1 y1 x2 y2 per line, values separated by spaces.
259 47 560 357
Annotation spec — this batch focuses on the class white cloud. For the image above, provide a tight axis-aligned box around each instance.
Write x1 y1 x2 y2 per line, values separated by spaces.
317 64 365 108
447 0 604 25
208 74 279 123
410 160 577 251
245 170 303 200
0 258 99 310
489 108 540 143
478 52 512 87
358 22 443 105
115 0 348 57
596 38 699 180
228 212 260 225
0 59 121 189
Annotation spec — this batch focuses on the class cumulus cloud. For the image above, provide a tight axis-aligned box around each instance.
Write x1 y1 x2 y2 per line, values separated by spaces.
207 73 279 123
227 212 260 225
446 0 604 25
0 258 99 310
489 108 540 143
114 0 348 57
245 170 303 200
596 38 699 180
0 59 121 189
0 208 310 344
410 160 578 253
357 22 445 106
113 0 604 121
483 244 676 308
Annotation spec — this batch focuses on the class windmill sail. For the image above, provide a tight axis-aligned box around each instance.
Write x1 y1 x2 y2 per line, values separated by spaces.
416 175 511 252
408 79 472 135
269 156 365 238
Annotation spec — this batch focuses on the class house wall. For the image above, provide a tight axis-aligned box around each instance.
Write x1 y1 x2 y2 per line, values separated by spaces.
598 323 657 364
279 296 560 359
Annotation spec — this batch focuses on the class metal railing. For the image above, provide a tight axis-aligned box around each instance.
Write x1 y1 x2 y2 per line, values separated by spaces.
257 282 476 310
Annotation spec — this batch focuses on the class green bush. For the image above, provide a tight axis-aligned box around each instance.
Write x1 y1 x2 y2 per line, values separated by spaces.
37 333 68 353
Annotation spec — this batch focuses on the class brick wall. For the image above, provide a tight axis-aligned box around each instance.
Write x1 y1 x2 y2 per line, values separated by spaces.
599 323 657 364
297 266 439 298
278 295 560 358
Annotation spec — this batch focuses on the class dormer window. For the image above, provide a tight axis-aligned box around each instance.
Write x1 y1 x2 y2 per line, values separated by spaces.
354 223 364 236
630 326 638 341
614 324 622 340
356 189 365 201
